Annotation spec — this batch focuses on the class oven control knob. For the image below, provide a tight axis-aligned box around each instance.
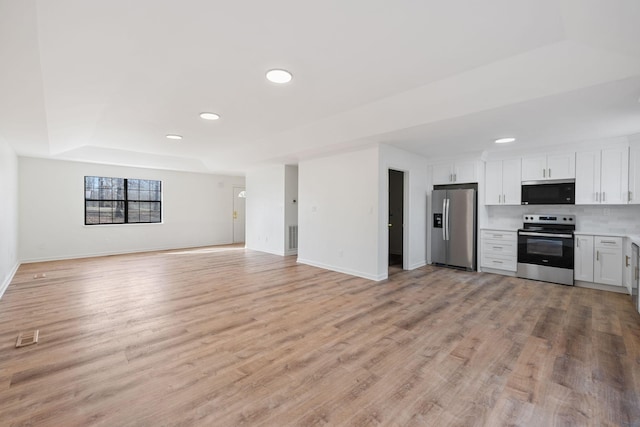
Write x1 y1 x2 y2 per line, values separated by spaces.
563 217 567 221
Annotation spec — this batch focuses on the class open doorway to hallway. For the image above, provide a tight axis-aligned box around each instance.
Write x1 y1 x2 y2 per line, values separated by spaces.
388 169 404 269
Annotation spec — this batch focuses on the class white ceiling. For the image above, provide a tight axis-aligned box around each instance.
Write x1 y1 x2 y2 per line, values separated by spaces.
1 0 640 174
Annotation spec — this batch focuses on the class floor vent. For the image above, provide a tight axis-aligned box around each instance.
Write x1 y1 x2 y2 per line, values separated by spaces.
16 330 39 348
288 225 298 250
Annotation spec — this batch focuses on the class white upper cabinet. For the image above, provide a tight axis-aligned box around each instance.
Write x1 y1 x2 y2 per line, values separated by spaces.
629 141 640 204
521 153 575 181
575 150 601 204
576 146 628 205
432 160 479 185
485 159 521 205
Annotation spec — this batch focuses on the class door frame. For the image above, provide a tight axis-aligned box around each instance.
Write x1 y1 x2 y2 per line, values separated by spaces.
232 186 246 244
386 168 410 271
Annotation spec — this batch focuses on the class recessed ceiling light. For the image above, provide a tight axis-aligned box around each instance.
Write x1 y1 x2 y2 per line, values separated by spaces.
200 112 220 120
266 69 293 84
166 134 183 140
495 137 516 144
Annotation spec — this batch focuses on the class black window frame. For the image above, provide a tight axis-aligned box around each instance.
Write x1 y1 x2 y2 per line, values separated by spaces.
84 176 162 225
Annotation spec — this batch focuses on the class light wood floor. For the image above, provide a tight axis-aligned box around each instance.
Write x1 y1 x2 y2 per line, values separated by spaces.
1 246 639 426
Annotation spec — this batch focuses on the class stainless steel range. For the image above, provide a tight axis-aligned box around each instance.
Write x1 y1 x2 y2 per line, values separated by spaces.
516 214 575 286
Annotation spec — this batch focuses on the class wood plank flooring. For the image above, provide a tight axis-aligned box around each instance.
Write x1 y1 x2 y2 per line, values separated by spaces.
1 245 639 426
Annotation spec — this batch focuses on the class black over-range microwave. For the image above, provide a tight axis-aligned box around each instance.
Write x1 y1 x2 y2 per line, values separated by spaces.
521 180 575 205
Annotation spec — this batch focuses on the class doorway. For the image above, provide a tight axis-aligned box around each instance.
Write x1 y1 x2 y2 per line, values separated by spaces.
233 186 246 243
388 169 404 267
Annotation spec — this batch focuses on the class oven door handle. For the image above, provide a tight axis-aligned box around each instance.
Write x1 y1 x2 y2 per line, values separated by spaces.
518 232 573 239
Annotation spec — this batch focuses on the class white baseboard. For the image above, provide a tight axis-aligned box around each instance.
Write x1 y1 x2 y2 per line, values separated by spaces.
0 262 20 300
408 260 427 270
574 280 629 294
297 258 385 281
19 241 237 264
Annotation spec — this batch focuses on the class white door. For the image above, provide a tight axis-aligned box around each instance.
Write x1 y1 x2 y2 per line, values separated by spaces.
594 247 623 286
521 156 547 181
546 153 575 180
233 187 246 243
574 235 594 282
575 150 601 204
501 158 522 205
432 163 454 185
600 146 629 205
484 160 503 205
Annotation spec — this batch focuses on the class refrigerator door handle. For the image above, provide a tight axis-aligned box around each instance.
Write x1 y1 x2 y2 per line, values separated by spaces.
442 199 447 240
445 199 450 241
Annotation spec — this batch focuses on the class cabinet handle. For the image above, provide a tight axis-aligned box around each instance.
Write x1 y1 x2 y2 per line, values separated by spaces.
492 260 503 264
596 250 599 261
600 240 617 244
626 255 630 267
543 168 546 178
454 173 457 182
636 267 639 280
629 191 632 202
548 168 551 178
493 246 502 250
595 192 599 202
602 192 606 202
577 238 580 248
503 194 506 204
449 173 452 182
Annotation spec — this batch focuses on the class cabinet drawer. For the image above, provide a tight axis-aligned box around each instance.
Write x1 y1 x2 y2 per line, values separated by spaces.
481 230 517 242
481 254 517 272
482 241 516 256
594 236 622 249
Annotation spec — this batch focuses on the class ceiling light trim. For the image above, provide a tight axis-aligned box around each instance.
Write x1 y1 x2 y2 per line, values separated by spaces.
266 69 293 84
200 112 220 120
494 137 516 144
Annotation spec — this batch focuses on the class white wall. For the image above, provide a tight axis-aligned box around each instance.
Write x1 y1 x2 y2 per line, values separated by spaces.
298 147 382 280
0 140 19 297
284 165 298 256
19 157 244 262
245 165 286 256
379 145 429 273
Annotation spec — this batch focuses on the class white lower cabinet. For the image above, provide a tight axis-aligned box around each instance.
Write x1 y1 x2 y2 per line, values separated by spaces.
594 237 623 286
574 234 623 287
481 230 517 272
574 235 594 282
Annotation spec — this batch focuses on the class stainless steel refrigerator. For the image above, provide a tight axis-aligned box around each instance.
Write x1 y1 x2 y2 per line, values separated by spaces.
431 188 477 270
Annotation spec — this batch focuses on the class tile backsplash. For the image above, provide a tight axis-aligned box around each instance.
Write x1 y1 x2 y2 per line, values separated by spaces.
485 204 640 235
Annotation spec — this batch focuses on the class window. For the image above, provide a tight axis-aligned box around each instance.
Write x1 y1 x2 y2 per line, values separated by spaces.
85 176 162 225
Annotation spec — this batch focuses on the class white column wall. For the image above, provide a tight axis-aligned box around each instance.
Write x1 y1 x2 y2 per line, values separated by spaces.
245 165 286 256
0 140 19 297
298 147 382 280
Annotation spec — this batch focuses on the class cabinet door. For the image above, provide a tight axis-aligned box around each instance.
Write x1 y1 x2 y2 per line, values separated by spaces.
432 163 453 185
575 150 601 204
521 156 547 181
546 153 575 180
629 142 640 204
594 247 623 286
453 160 478 183
574 235 594 282
484 160 503 205
600 146 629 205
502 158 522 205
